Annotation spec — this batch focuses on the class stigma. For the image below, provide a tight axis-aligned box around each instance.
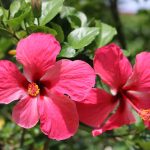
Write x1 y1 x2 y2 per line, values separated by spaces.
28 83 40 97
140 109 150 121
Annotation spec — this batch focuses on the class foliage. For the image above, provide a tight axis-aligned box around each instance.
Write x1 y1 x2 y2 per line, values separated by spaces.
0 0 150 150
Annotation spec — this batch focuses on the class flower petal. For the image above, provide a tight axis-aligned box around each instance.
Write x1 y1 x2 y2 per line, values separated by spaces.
92 99 136 136
76 88 117 128
12 96 39 128
41 60 95 101
123 52 150 109
38 93 79 140
144 121 150 129
0 60 28 104
94 43 132 91
16 33 61 82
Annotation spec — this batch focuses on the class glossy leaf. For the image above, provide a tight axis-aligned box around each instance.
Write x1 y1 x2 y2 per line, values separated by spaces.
59 43 76 58
27 25 57 36
0 7 3 19
95 21 117 47
9 0 21 18
60 6 87 28
40 0 64 25
6 7 31 30
50 22 64 42
0 7 8 25
68 27 99 49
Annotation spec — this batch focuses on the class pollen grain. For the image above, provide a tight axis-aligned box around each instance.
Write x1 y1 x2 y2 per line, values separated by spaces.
140 109 150 121
28 83 40 97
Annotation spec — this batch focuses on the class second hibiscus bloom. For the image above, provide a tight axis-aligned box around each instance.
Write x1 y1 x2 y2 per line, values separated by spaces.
77 43 150 136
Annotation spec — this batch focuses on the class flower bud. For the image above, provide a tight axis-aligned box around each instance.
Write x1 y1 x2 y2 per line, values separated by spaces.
8 50 16 56
31 0 41 18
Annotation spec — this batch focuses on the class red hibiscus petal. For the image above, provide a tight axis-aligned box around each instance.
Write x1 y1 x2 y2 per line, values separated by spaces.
12 96 39 128
94 43 132 92
123 52 150 109
16 33 61 82
0 60 28 104
92 99 136 136
41 59 95 101
38 93 79 140
144 121 150 129
76 88 117 128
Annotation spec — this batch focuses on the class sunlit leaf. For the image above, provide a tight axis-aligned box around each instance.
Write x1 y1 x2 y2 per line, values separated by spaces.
95 21 117 47
59 43 76 58
9 0 21 18
40 0 64 25
68 27 99 49
60 6 87 28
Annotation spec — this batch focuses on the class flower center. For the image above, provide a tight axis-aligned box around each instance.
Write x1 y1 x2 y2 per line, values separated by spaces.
28 82 40 97
140 109 150 121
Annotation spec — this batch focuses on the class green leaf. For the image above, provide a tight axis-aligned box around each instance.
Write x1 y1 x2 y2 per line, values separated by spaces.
27 25 57 36
9 0 21 18
0 7 3 18
60 6 87 28
137 141 150 150
75 11 87 27
40 0 64 25
95 21 117 47
6 8 31 30
0 27 13 37
0 7 8 24
24 10 35 26
16 30 27 39
60 6 75 18
59 43 76 58
0 38 13 59
68 27 99 49
67 15 81 28
50 22 64 42
122 49 131 57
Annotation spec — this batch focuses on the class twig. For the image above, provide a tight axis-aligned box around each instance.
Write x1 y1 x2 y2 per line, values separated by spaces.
43 139 49 150
20 128 26 148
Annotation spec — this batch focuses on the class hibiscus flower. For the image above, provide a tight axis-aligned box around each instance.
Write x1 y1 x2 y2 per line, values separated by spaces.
0 33 95 140
76 43 150 136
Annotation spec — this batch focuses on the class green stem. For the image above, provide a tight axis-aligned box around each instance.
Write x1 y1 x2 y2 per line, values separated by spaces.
43 139 50 150
20 128 26 148
79 123 92 132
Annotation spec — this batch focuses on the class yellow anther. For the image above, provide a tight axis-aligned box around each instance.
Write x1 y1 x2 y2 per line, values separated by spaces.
28 83 40 97
140 109 150 121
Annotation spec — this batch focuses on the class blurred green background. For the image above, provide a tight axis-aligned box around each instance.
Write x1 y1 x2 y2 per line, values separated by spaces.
0 0 150 150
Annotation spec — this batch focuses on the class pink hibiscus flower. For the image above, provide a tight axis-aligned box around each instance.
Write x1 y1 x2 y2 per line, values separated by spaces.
0 33 95 140
76 43 150 136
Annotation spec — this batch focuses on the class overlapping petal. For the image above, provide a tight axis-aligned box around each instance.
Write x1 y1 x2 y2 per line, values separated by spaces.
0 60 28 104
144 121 150 129
41 60 95 101
76 88 117 128
38 93 79 140
92 99 136 136
123 52 150 109
94 43 132 92
16 33 61 82
12 96 39 128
